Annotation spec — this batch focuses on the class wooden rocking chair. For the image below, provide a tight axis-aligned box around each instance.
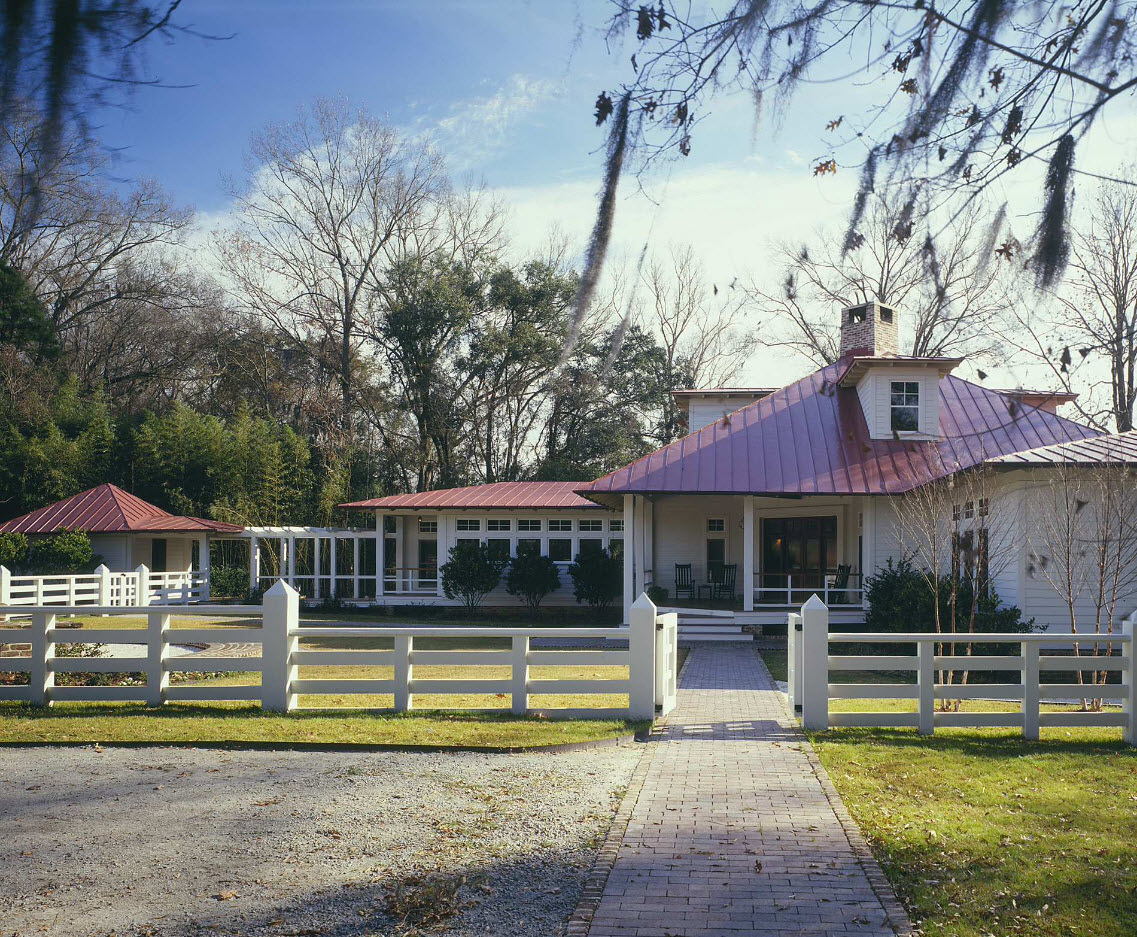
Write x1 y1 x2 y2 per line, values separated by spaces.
828 564 852 604
712 563 738 602
674 564 694 600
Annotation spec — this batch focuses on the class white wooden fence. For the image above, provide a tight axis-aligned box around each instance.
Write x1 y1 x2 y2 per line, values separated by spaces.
787 595 1135 744
0 586 677 720
0 564 206 615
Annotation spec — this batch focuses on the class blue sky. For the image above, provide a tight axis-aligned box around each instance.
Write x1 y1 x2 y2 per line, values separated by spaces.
91 1 1137 388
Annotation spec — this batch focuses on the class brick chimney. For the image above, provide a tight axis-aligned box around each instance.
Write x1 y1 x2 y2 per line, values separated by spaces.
839 301 899 358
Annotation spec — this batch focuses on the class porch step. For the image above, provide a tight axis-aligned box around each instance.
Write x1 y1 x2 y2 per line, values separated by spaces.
666 606 750 642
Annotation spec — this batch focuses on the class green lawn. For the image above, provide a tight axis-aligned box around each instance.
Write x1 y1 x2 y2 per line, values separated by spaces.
759 647 1137 937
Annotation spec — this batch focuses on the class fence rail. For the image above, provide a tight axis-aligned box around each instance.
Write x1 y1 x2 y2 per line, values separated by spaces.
0 586 676 721
787 596 1135 744
1 564 206 615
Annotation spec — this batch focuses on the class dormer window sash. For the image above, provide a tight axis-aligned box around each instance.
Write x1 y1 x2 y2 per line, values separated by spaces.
890 380 920 432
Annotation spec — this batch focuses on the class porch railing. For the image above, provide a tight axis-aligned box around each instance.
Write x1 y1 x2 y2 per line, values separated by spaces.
383 566 439 595
754 572 864 607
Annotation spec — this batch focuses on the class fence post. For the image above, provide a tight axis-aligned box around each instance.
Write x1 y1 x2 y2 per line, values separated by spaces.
1022 641 1040 742
136 564 151 608
261 580 298 712
29 609 55 707
511 635 529 715
394 635 413 712
629 592 657 720
1123 616 1135 747
0 565 9 622
95 564 111 618
800 594 829 731
146 609 171 707
918 639 935 736
786 612 803 710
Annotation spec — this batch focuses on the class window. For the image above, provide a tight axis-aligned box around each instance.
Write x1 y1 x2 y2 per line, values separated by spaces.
487 539 511 561
456 518 481 531
578 538 603 553
964 500 975 520
516 538 541 555
978 497 989 517
383 515 397 534
952 503 961 522
548 538 572 562
548 519 572 532
608 538 623 557
518 519 541 531
609 519 624 532
578 519 602 531
487 519 511 531
707 518 725 532
890 381 920 432
418 517 437 533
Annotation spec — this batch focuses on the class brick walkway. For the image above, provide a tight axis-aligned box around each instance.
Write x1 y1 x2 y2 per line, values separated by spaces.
577 644 908 937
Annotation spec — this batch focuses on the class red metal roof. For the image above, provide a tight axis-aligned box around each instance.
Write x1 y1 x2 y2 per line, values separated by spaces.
987 431 1137 466
340 481 604 511
0 484 244 534
579 361 1101 505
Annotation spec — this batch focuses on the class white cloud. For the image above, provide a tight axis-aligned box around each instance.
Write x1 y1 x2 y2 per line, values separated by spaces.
432 74 562 167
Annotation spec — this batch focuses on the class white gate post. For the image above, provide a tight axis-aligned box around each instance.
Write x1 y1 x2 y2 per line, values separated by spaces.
146 609 171 707
800 594 829 731
1123 616 1135 747
199 535 211 602
511 635 529 715
95 564 111 617
261 580 298 712
135 564 151 607
786 612 803 710
29 609 55 707
1 565 10 622
629 592 657 720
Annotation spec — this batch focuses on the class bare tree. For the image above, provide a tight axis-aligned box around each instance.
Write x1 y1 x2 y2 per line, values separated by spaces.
217 96 445 439
1003 176 1137 431
640 244 753 441
750 196 1005 367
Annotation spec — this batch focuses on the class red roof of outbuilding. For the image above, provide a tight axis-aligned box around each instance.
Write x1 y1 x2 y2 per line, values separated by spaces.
0 484 244 534
578 360 1101 505
339 481 604 511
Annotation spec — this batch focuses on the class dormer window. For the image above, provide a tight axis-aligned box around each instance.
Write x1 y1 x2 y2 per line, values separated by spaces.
890 381 920 432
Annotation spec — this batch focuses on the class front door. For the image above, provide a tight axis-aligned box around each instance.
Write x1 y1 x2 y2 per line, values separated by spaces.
761 517 837 597
418 539 437 588
151 538 168 573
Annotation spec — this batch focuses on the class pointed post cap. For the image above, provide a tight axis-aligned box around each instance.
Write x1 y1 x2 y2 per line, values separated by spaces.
135 563 149 575
802 593 827 611
631 591 657 611
265 579 298 598
95 564 110 574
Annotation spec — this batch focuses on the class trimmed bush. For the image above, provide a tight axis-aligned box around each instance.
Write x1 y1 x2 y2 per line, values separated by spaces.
568 546 622 609
23 529 98 574
505 547 560 611
440 541 507 609
209 565 249 598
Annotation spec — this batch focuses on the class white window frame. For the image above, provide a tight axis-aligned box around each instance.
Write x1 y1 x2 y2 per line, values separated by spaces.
487 519 511 532
890 380 920 433
548 519 572 532
578 519 603 532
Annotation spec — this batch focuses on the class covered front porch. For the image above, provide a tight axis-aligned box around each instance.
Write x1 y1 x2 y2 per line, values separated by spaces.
619 493 875 625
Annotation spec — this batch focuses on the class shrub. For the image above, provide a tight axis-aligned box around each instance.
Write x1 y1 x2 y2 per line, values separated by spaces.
505 548 561 610
440 541 507 609
864 557 1033 637
0 532 29 569
568 546 622 609
647 585 670 605
209 565 248 598
24 529 98 574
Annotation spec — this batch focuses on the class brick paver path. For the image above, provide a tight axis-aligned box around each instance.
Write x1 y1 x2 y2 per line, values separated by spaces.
582 644 907 937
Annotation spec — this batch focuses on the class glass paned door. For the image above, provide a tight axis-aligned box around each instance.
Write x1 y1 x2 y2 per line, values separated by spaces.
761 517 838 601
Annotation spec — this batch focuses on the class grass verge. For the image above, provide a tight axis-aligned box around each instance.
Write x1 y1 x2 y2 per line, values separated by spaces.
759 647 1137 936
0 702 644 748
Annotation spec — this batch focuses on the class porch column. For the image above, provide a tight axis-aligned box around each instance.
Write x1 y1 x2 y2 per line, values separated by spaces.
436 515 448 597
279 537 289 587
198 535 210 601
250 536 260 591
287 535 296 586
313 535 321 599
622 494 635 622
330 534 339 598
743 496 754 612
643 498 654 591
860 496 875 608
352 535 360 599
394 515 404 592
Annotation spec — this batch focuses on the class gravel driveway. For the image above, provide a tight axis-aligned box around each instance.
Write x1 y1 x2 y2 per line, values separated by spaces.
0 743 641 937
